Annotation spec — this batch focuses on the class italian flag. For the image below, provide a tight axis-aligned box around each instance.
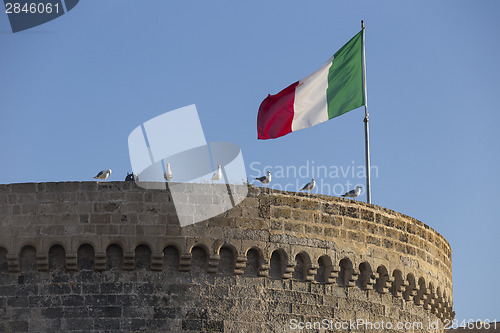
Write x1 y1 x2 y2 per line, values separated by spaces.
257 30 365 140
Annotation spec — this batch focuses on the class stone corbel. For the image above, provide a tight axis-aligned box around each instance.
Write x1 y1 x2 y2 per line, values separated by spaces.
207 254 220 273
327 265 340 284
233 255 247 275
151 252 164 271
123 251 135 271
258 263 269 277
6 253 19 273
94 252 106 271
283 261 295 279
65 252 77 271
36 253 48 271
380 277 393 294
306 264 318 282
393 279 406 298
347 268 359 287
178 252 192 272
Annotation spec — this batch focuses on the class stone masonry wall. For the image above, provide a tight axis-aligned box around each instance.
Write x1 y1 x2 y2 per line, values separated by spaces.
0 182 453 332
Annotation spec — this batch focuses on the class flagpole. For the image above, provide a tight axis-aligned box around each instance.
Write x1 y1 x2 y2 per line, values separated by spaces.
361 20 371 204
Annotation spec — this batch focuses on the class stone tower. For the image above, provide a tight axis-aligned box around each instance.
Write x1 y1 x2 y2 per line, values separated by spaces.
0 182 453 332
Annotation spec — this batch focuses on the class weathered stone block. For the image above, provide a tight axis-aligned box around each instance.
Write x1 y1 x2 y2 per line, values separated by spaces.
340 205 359 218
7 296 28 307
270 206 292 219
305 224 323 235
0 285 16 296
8 320 29 332
41 307 64 319
280 196 302 209
12 183 38 194
63 306 88 318
62 318 93 330
285 222 304 233
205 320 224 332
90 214 111 224
301 199 322 211
366 235 381 246
95 318 120 330
291 209 314 222
324 227 339 238
347 230 365 243
61 295 84 307
89 306 122 318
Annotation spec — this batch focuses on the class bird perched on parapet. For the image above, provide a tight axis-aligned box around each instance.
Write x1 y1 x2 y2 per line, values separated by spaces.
211 165 222 182
125 172 135 181
300 179 315 193
255 170 271 186
164 163 173 182
342 186 362 200
94 169 112 181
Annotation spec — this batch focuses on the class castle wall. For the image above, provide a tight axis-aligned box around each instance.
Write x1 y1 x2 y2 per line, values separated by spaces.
0 182 453 332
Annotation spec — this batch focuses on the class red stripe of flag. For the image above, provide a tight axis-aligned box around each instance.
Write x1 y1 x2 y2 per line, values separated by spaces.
257 81 298 140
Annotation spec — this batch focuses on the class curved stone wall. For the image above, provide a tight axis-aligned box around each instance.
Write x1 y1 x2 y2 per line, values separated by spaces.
0 182 454 332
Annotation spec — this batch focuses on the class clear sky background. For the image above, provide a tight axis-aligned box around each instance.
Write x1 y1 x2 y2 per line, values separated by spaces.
1 0 499 323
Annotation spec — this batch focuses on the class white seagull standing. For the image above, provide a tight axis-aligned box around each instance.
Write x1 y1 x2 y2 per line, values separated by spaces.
94 169 112 181
341 186 362 200
164 163 173 182
211 165 222 182
300 178 316 193
255 171 271 186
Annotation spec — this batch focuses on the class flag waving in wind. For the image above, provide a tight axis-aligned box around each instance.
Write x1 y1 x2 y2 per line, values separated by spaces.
257 30 365 140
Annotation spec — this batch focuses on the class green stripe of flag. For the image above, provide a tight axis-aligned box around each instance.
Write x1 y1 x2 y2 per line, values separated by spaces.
327 30 365 120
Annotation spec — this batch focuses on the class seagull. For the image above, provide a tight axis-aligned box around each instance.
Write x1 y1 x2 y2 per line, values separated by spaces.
300 179 316 193
341 186 362 200
211 165 222 182
164 163 173 182
94 169 112 181
255 171 271 186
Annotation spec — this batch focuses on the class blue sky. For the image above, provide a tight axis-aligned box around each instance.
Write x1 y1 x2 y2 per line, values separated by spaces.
1 0 499 323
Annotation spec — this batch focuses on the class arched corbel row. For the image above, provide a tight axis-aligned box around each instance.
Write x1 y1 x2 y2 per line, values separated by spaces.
0 241 453 321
